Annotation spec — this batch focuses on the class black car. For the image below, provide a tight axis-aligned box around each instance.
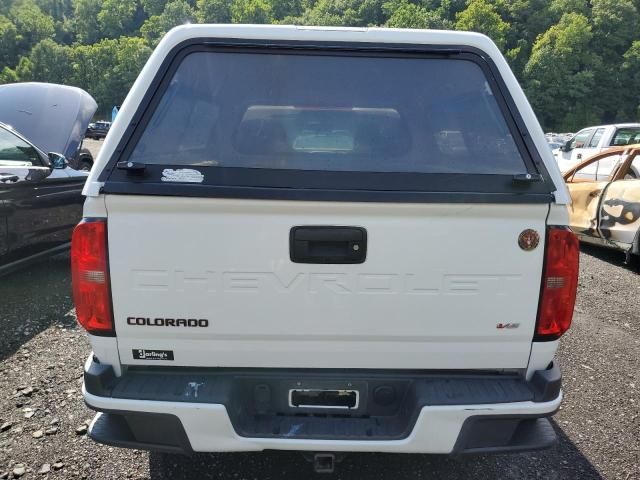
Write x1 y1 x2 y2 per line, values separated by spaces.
0 82 97 274
85 121 111 140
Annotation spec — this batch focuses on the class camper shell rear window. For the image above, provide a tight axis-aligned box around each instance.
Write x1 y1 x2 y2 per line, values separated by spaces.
103 41 553 203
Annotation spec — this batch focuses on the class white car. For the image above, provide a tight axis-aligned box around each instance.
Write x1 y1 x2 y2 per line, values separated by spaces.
554 123 640 179
74 25 577 472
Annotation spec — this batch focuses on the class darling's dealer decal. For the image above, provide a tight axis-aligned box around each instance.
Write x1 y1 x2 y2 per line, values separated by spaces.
161 168 204 183
133 349 174 361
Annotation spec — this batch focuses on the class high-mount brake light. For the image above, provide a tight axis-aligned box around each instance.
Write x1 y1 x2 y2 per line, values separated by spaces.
71 219 114 336
535 227 579 341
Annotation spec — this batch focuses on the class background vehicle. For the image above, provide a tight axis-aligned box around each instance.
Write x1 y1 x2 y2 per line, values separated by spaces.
554 124 640 177
75 141 95 171
0 82 96 172
0 83 97 274
86 121 111 140
76 25 577 465
564 145 640 260
545 133 573 144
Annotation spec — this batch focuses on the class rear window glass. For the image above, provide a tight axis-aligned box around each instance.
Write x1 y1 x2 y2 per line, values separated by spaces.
0 127 41 166
126 51 528 175
611 128 640 146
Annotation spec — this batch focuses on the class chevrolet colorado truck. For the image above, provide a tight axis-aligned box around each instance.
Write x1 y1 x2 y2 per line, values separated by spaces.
74 25 578 469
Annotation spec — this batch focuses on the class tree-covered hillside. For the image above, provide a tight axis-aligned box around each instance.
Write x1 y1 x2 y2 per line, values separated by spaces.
0 0 639 130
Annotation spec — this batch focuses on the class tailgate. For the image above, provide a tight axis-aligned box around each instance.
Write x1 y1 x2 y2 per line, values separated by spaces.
107 196 547 369
97 39 556 371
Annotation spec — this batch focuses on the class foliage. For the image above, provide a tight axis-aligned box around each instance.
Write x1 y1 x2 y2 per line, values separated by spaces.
98 0 139 38
620 41 640 120
72 0 103 44
141 0 195 45
231 0 273 24
9 0 55 55
0 14 18 65
384 0 448 29
0 0 637 127
524 13 597 130
455 0 509 50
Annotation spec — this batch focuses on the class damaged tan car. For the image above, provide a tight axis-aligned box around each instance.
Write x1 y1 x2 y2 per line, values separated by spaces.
564 145 640 261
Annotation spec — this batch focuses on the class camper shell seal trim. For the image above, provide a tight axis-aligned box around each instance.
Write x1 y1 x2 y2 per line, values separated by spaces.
98 38 554 203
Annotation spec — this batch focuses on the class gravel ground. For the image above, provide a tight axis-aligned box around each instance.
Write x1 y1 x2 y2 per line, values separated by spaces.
0 247 638 479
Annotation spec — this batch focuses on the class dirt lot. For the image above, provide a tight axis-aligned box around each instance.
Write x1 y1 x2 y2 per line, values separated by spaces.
0 245 639 479
82 139 102 161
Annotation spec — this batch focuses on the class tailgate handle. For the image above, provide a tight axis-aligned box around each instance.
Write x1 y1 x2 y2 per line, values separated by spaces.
290 226 367 264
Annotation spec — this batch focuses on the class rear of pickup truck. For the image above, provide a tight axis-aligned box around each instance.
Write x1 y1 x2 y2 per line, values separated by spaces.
74 25 578 457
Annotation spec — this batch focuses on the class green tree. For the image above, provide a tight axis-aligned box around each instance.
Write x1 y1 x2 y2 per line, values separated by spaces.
524 13 598 130
620 41 640 120
0 14 18 67
141 0 195 45
0 66 17 83
356 0 388 26
160 0 195 27
433 0 467 23
73 0 103 43
141 0 168 16
15 55 33 80
9 0 55 54
69 36 150 114
69 40 117 99
497 0 555 73
270 0 303 20
98 0 138 38
455 0 509 50
104 36 152 108
231 0 273 23
587 0 639 122
0 0 635 129
591 0 638 50
548 0 589 19
283 0 359 26
384 0 440 29
196 0 231 22
25 37 71 83
34 0 73 21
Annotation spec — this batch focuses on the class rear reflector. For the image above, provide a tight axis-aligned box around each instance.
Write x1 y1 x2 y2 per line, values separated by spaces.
535 227 579 341
71 219 114 336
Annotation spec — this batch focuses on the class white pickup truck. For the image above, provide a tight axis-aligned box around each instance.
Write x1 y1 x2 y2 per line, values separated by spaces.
554 123 640 178
73 25 578 471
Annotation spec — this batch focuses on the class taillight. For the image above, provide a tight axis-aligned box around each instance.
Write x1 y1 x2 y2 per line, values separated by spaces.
71 219 114 336
535 227 579 341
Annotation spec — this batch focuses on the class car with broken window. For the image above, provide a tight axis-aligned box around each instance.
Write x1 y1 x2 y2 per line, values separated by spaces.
74 25 579 472
563 144 640 261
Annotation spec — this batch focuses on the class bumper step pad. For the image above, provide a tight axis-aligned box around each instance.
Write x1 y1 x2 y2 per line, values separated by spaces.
85 362 561 444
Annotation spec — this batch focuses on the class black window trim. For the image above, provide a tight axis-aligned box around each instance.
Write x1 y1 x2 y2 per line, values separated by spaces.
569 128 595 151
587 128 606 148
611 126 640 147
100 38 555 204
0 124 47 168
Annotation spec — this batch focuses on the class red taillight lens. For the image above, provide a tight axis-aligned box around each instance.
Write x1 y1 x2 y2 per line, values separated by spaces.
71 219 114 336
535 227 579 341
